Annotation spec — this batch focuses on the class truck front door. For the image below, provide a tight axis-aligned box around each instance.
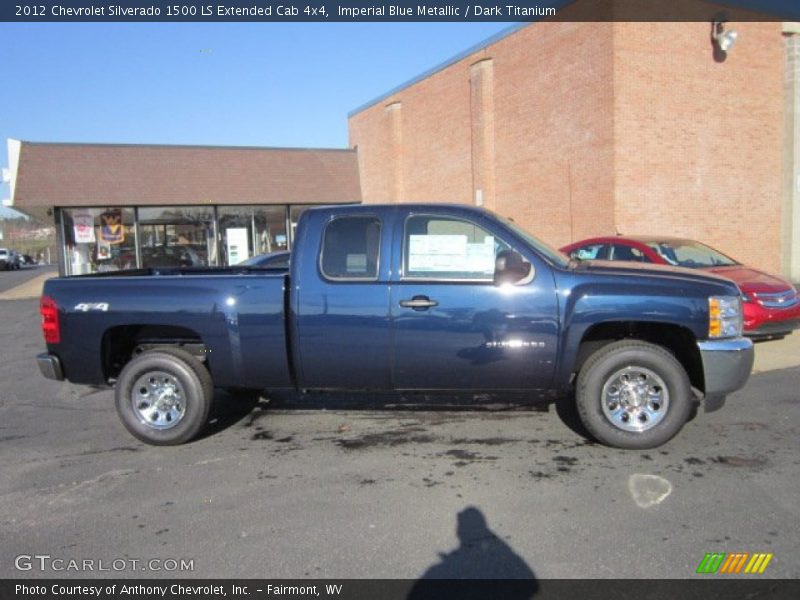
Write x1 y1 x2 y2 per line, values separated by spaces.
391 212 559 391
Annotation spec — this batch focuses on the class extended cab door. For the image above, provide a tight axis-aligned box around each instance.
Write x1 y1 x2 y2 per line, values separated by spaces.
390 210 560 391
292 210 393 390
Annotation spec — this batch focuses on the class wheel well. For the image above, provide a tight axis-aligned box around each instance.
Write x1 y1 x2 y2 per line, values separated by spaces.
101 325 207 381
575 322 704 393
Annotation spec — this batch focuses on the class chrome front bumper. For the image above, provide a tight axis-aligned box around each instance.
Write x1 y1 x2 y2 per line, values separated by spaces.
697 337 754 397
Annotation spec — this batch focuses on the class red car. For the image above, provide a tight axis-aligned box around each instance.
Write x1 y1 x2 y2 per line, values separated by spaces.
561 236 800 340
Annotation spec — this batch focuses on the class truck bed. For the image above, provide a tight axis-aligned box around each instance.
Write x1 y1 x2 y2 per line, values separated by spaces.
42 270 293 390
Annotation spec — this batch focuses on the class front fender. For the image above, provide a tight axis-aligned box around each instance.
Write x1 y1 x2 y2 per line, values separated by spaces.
554 280 709 390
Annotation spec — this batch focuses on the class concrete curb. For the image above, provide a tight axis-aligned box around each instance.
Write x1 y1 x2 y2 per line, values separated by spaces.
752 333 800 374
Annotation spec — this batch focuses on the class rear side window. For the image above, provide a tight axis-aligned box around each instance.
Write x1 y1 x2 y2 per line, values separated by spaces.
321 216 381 280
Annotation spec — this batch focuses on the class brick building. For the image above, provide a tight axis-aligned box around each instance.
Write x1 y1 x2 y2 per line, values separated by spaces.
349 20 798 279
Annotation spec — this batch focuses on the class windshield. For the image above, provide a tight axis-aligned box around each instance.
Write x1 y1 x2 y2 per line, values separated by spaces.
645 240 738 268
495 215 570 268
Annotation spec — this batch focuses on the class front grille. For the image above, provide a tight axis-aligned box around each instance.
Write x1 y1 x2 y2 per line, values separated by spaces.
753 289 799 309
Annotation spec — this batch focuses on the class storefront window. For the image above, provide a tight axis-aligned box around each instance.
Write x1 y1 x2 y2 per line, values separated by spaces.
138 207 216 268
62 208 136 275
57 203 351 276
289 206 311 247
218 206 288 266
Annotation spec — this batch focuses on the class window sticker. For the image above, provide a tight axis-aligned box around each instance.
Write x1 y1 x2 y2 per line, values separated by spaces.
409 234 495 274
346 254 367 273
466 237 496 274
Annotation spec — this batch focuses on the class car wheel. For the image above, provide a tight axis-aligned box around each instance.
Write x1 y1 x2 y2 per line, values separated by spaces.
576 340 692 449
115 348 214 445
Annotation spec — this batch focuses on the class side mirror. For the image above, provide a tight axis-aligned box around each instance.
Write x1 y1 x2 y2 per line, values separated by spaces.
494 250 531 286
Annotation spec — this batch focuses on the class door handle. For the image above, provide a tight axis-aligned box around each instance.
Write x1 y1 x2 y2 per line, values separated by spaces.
399 296 439 311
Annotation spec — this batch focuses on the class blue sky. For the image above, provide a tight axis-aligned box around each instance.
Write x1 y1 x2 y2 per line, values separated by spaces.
0 22 514 205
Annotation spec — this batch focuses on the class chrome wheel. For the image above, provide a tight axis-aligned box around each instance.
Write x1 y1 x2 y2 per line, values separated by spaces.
131 371 187 430
601 366 669 433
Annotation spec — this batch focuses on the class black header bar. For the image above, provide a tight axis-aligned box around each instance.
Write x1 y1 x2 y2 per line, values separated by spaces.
2 579 800 600
2 0 800 23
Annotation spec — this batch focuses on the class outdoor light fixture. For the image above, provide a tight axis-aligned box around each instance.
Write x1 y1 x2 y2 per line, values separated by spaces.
712 21 738 54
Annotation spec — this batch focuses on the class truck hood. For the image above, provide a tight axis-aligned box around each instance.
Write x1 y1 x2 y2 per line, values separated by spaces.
574 259 739 291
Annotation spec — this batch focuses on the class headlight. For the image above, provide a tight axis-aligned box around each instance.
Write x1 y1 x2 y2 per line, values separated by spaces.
708 296 742 338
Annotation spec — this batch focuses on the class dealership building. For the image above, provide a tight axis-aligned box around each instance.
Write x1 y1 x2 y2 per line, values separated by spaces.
5 16 800 280
5 141 360 274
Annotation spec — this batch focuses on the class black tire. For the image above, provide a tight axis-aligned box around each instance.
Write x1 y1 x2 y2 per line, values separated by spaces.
576 340 692 449
115 348 214 445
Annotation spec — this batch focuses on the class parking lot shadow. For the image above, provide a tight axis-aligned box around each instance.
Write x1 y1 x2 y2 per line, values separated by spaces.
264 389 551 412
408 506 538 599
552 391 594 441
198 390 264 439
204 389 601 447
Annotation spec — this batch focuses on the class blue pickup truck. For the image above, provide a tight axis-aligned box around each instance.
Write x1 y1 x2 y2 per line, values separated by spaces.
37 204 754 449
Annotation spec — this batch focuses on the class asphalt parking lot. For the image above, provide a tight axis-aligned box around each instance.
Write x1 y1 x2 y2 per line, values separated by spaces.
0 296 798 580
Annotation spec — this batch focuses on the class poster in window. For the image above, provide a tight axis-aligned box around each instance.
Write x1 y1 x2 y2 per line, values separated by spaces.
99 210 125 244
97 241 111 261
73 212 96 244
226 227 249 266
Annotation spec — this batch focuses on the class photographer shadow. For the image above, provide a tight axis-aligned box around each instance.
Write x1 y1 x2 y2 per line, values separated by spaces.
408 506 538 599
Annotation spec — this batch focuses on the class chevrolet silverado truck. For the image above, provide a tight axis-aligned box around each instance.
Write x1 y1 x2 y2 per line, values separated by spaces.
37 204 754 449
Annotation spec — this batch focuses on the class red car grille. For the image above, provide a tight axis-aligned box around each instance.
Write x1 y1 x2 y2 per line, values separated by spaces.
753 289 799 309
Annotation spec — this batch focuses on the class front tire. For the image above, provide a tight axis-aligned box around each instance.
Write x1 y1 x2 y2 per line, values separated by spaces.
115 348 214 445
576 341 693 449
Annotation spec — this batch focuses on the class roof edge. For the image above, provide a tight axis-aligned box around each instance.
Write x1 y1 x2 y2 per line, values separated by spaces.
18 140 357 153
348 22 531 118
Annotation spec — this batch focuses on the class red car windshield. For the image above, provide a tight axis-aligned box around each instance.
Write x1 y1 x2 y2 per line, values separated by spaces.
645 241 738 268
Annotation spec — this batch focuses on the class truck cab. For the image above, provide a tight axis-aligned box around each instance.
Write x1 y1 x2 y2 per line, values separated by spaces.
290 204 561 392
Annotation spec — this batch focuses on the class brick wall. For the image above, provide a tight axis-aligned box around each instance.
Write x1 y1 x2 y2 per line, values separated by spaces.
349 21 785 272
613 21 784 273
349 48 476 205
349 22 616 249
492 23 616 247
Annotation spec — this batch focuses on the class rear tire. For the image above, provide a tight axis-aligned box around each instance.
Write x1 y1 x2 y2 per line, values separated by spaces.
115 348 213 445
576 340 692 449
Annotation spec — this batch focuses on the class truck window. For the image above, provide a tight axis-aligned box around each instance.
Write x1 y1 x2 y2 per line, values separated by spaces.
403 215 510 281
320 216 381 280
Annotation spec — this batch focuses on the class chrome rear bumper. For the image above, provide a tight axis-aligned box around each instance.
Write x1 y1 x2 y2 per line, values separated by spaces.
36 353 64 381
